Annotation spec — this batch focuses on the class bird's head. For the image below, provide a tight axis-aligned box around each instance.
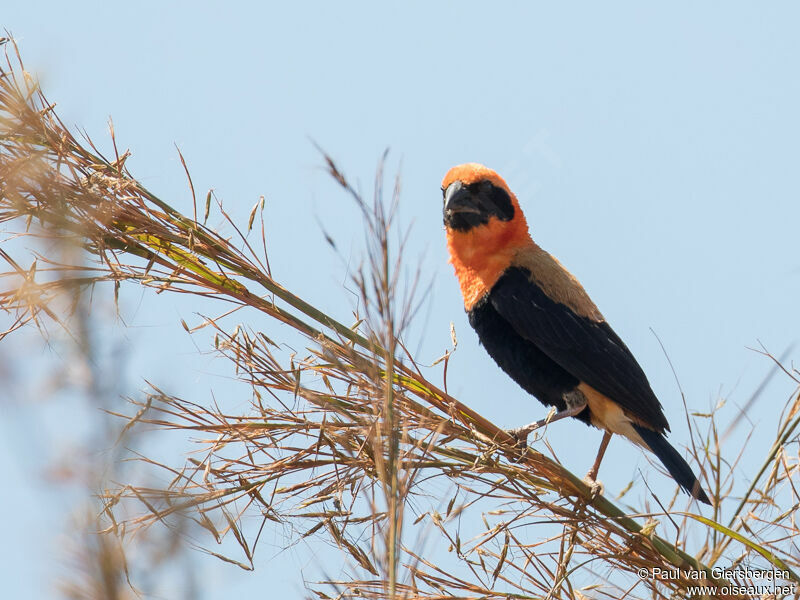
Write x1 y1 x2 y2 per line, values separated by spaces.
441 164 533 308
442 163 519 232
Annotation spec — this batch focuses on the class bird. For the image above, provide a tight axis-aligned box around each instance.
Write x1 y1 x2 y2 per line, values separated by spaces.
441 162 711 505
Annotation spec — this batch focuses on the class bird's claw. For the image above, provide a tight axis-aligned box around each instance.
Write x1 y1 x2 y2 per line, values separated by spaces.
583 475 604 499
506 426 531 449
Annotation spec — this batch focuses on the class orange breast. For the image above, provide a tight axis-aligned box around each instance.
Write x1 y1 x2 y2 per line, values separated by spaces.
446 216 532 310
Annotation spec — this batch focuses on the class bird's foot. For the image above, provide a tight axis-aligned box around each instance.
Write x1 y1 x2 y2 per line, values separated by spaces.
507 402 590 447
506 421 541 448
506 408 557 448
582 474 604 499
506 425 533 449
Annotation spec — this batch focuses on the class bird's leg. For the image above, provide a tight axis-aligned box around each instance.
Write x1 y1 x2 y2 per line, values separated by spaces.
583 430 613 497
507 391 588 447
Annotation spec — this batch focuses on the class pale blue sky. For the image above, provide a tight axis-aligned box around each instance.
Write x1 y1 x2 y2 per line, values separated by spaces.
2 3 799 598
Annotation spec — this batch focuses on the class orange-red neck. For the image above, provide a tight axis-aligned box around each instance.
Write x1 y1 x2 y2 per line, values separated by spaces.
446 214 533 310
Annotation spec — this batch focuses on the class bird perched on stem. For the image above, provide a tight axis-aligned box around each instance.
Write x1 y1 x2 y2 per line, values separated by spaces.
442 163 711 505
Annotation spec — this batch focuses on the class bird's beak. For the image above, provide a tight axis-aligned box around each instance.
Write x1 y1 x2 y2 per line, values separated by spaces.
443 180 465 212
444 180 481 217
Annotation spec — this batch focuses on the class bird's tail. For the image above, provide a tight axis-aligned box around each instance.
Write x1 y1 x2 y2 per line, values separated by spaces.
631 424 712 505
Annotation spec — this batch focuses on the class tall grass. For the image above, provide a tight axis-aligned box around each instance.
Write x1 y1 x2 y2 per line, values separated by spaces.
2 38 798 599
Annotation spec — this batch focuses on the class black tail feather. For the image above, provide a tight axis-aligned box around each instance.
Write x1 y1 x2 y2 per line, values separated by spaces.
631 424 712 505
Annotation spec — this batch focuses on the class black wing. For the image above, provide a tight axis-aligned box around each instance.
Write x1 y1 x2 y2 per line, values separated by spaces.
489 267 669 432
